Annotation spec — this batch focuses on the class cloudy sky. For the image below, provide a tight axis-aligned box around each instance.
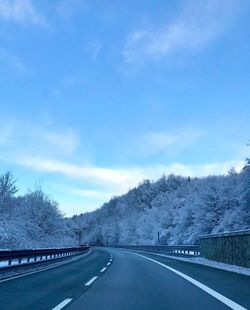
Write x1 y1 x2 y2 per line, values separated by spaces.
0 0 249 216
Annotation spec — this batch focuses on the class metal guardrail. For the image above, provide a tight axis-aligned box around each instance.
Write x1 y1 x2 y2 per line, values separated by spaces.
113 245 200 256
0 246 89 268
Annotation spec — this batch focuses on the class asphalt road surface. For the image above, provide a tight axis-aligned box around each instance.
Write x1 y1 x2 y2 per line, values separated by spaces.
0 247 249 310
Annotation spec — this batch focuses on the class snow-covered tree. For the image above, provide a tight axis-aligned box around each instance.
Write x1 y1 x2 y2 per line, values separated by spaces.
73 164 250 246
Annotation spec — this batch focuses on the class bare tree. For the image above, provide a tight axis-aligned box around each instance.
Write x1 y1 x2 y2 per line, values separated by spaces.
0 171 18 203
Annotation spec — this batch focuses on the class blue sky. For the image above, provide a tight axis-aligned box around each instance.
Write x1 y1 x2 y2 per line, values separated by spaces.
0 0 249 216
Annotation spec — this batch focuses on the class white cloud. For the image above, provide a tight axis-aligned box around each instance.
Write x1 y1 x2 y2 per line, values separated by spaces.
56 0 86 19
144 129 203 155
0 137 245 215
0 123 14 144
0 48 27 73
15 156 144 192
143 161 245 179
34 128 79 156
0 118 80 158
90 42 102 61
14 156 245 196
65 188 112 199
51 183 112 200
63 76 82 87
123 0 240 64
0 0 46 26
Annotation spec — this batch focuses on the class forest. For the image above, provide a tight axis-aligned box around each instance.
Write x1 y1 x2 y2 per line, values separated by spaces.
0 172 76 249
78 160 250 246
0 159 249 249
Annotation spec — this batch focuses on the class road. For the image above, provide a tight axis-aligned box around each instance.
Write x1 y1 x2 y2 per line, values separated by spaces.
0 247 249 310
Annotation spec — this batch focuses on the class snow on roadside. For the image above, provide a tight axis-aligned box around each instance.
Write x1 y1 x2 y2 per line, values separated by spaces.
132 250 250 276
166 255 250 276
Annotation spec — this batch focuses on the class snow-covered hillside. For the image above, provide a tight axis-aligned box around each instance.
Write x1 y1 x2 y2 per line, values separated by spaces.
0 159 249 249
76 160 250 246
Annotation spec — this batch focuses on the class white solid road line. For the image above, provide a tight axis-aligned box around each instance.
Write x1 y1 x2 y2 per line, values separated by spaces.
135 253 247 310
51 298 72 310
85 276 98 286
100 267 107 272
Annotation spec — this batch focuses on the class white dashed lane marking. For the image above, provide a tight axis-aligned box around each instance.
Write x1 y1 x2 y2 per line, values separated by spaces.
51 298 72 310
85 276 98 286
100 267 107 273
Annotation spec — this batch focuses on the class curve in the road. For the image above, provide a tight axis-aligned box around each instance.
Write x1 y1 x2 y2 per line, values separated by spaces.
0 248 249 310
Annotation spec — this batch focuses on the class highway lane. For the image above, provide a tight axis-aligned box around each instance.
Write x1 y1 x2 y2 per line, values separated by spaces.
0 247 249 310
0 250 110 310
136 251 250 309
69 248 250 310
